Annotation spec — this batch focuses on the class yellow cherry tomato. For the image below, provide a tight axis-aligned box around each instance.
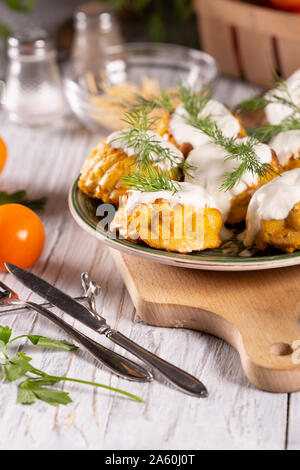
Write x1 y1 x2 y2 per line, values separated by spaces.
0 137 7 173
0 204 45 272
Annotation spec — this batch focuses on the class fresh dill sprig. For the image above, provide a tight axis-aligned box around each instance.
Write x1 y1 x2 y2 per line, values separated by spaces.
235 71 300 114
121 108 154 131
234 95 270 113
249 116 300 143
129 82 212 116
122 83 277 192
116 108 186 192
178 82 212 119
123 166 181 194
117 109 185 174
186 112 277 191
131 88 176 113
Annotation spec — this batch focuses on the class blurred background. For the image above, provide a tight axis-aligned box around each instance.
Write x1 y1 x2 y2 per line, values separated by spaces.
0 0 199 74
1 0 300 131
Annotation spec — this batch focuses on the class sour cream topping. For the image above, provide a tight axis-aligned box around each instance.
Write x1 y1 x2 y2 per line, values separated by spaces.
244 169 300 246
184 138 273 220
269 130 300 166
265 69 300 125
123 182 218 213
107 129 184 171
169 100 241 148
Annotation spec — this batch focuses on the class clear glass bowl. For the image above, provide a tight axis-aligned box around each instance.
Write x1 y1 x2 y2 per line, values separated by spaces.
64 42 218 133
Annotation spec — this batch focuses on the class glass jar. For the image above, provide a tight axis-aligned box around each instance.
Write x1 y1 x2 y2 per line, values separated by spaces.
4 28 66 126
71 1 126 88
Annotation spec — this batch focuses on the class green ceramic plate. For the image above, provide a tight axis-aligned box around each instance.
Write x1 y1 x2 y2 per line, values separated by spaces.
69 177 300 271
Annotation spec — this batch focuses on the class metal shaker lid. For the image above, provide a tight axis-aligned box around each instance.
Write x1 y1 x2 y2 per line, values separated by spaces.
7 28 54 58
74 1 116 32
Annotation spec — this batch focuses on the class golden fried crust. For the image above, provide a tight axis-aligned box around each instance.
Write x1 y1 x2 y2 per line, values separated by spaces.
111 199 222 253
155 111 247 157
227 151 283 225
78 141 135 205
78 140 179 206
284 156 300 171
254 202 300 253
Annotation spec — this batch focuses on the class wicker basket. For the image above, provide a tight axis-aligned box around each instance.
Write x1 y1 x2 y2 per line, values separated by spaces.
193 0 300 87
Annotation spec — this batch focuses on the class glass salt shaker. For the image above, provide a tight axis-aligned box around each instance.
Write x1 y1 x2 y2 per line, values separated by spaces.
71 1 127 88
4 28 66 126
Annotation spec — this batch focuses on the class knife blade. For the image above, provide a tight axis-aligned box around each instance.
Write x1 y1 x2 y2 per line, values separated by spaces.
6 263 105 332
6 263 208 397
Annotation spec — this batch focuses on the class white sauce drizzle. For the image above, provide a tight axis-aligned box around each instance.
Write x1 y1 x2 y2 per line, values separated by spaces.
244 169 300 246
169 100 241 148
123 182 218 213
265 69 300 125
184 138 273 221
269 130 300 166
107 129 184 170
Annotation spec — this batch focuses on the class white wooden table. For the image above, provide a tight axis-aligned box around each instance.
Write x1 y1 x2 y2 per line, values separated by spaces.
0 76 298 451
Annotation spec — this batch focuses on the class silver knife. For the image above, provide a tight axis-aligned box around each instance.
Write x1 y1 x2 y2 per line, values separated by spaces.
6 263 208 397
0 280 152 383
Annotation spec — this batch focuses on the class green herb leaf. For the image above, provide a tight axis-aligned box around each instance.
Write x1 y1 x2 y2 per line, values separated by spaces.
250 116 300 143
4 353 38 381
5 0 35 12
18 379 72 406
17 382 37 405
0 21 12 41
0 191 47 211
0 365 6 381
0 326 12 345
234 95 270 113
1 326 144 406
0 326 12 357
30 386 72 406
116 109 188 192
235 72 300 140
178 81 212 119
123 166 181 193
26 335 78 351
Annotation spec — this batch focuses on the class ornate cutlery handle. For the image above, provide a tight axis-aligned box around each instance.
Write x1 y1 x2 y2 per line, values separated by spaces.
27 301 152 382
105 330 208 397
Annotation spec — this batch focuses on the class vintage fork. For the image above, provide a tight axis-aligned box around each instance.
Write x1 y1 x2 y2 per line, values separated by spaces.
0 280 152 382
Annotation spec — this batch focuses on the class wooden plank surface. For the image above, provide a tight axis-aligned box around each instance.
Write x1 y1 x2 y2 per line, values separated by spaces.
0 77 297 450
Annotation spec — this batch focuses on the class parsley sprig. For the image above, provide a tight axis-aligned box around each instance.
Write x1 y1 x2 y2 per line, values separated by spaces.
0 325 144 406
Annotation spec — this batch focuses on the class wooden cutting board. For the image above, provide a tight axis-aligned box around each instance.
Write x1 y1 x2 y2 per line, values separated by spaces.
110 248 300 393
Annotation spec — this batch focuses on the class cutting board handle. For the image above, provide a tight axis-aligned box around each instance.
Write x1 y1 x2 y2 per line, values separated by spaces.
111 249 300 393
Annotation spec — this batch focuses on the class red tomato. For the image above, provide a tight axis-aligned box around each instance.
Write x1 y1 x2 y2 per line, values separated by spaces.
0 204 45 272
0 137 7 173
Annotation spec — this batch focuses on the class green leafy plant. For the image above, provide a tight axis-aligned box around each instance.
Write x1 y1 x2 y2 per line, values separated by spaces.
0 190 46 210
0 324 144 406
0 0 35 42
104 0 193 42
